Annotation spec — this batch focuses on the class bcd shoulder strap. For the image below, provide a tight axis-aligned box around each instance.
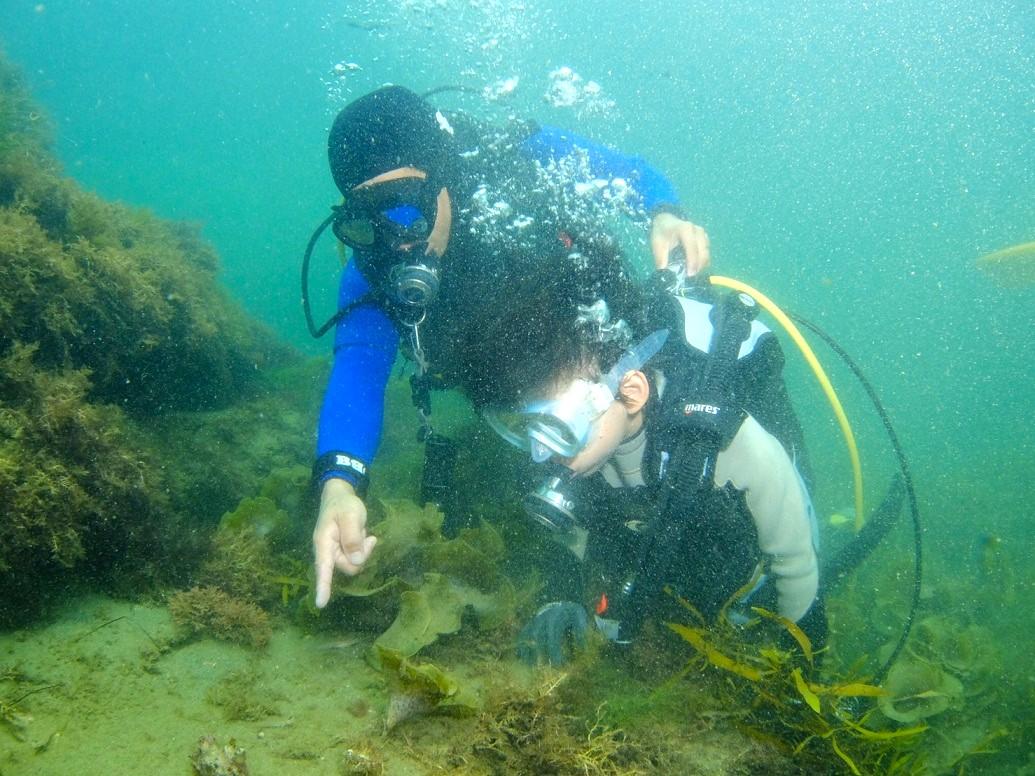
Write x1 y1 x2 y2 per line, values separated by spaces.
615 287 758 639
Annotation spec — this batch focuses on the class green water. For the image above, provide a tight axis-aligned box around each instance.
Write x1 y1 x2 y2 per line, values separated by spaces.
2 1 1032 773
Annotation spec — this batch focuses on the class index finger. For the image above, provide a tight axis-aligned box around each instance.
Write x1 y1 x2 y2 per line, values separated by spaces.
314 530 336 608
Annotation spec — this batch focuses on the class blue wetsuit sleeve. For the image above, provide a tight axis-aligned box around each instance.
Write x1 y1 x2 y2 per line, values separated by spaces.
520 125 680 212
316 259 398 482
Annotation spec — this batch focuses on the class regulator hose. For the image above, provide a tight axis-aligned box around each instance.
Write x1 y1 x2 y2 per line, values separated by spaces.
788 313 922 685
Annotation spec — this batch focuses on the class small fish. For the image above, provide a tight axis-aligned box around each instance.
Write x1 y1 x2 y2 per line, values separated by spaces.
343 18 386 32
828 507 856 528
258 717 296 729
316 637 360 651
975 241 1035 289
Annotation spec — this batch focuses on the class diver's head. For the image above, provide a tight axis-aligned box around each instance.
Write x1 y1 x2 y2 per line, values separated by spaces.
485 338 654 477
457 234 660 475
485 335 657 535
327 86 458 307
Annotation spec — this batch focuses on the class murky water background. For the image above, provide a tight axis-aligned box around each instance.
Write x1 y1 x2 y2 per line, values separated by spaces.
2 1 1032 772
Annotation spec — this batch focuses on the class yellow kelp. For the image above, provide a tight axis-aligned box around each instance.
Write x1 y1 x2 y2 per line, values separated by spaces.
668 623 766 681
667 610 927 773
752 606 815 664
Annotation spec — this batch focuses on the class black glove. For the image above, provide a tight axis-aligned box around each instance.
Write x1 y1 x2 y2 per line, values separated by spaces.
516 601 589 666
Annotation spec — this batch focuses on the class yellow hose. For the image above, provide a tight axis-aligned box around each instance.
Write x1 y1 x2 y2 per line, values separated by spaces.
709 276 865 531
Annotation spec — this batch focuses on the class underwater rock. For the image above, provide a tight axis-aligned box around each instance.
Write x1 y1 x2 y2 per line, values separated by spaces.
879 657 964 723
341 746 384 775
0 173 285 414
190 735 249 776
0 52 303 626
0 340 185 625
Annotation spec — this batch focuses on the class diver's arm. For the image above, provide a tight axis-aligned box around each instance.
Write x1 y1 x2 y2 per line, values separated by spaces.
312 260 398 606
520 126 709 274
520 126 679 210
714 414 819 622
316 259 399 480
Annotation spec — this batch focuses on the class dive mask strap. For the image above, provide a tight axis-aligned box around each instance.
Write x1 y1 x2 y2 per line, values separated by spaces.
603 329 671 393
425 187 451 258
482 329 671 461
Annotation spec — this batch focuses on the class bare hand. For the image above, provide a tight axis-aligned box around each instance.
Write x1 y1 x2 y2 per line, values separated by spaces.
312 478 378 608
650 212 711 275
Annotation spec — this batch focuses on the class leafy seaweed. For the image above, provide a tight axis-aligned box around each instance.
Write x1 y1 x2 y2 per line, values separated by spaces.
323 499 520 659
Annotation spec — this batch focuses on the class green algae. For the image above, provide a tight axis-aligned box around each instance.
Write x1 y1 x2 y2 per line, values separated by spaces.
322 499 519 660
197 467 315 608
374 575 468 658
207 669 284 722
0 341 182 620
878 657 963 724
0 51 304 626
169 586 273 649
662 596 933 774
219 496 291 547
375 645 478 731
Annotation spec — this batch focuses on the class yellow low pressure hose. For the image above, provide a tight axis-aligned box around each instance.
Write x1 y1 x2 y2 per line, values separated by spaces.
709 276 865 531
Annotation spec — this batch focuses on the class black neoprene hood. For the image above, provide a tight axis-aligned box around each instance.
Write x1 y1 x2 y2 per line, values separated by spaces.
327 86 457 195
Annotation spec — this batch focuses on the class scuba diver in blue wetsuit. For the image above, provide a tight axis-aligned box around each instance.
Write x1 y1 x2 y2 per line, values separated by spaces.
304 86 710 609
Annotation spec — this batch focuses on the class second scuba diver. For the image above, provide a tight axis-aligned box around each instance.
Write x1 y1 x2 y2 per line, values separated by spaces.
450 244 829 664
307 85 711 608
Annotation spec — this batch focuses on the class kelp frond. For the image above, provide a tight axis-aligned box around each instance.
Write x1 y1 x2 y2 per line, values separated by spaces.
666 605 929 774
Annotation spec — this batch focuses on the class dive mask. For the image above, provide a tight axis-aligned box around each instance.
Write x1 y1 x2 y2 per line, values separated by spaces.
331 176 435 250
484 329 671 463
301 175 451 337
486 378 615 463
